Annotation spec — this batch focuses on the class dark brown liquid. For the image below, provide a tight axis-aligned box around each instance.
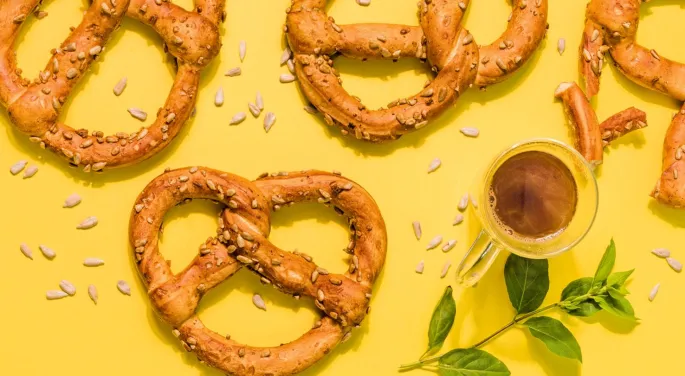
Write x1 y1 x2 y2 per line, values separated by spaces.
489 151 577 240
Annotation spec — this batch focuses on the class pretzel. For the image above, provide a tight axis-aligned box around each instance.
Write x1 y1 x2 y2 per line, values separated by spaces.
129 167 387 375
285 0 548 142
0 0 223 172
578 0 685 207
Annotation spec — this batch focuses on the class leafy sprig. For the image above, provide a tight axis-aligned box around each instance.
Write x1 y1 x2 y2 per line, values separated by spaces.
399 239 637 375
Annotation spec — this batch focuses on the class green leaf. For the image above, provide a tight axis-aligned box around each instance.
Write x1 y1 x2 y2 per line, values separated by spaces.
607 269 634 288
595 295 638 321
593 239 616 285
560 277 601 317
504 254 549 314
561 277 593 300
607 286 626 299
423 286 456 358
523 316 583 362
438 348 510 376
565 301 602 317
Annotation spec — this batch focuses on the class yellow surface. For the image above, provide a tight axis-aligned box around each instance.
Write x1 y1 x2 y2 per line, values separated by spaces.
1 1 683 375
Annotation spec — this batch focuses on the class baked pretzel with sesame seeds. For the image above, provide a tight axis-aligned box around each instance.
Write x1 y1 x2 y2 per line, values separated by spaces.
285 0 548 142
578 0 685 206
130 167 387 375
0 0 224 173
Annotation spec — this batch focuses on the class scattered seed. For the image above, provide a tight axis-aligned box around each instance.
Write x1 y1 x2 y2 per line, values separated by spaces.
88 285 98 304
77 216 98 229
128 108 148 121
280 73 296 83
264 112 276 132
113 77 127 96
412 221 422 240
280 47 292 65
23 165 38 178
652 248 671 258
10 160 27 175
59 280 77 296
230 112 247 125
440 261 452 278
287 59 296 73
357 0 371 5
35 10 48 19
252 294 266 310
47 290 68 300
667 257 682 272
20 243 33 259
39 245 56 259
415 260 425 274
304 105 317 114
248 103 261 117
470 194 478 208
225 67 242 77
256 92 264 111
239 41 247 61
452 214 464 225
442 240 457 252
117 280 131 295
215 87 224 106
427 158 441 173
460 127 480 137
648 283 660 302
426 235 443 250
83 258 105 267
63 193 82 208
458 194 469 211
557 38 565 55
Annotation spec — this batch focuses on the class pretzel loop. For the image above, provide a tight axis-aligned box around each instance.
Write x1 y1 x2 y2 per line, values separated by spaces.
285 0 547 143
0 0 224 172
130 168 387 376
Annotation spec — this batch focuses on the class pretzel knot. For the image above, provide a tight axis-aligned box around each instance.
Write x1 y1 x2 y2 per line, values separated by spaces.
0 0 224 173
285 0 548 142
579 0 684 207
129 167 387 375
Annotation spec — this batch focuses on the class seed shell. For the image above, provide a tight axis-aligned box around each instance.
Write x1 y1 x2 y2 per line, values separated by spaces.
239 41 247 61
264 112 276 132
113 77 127 96
426 235 443 250
442 239 457 252
412 221 422 240
280 73 296 83
440 260 452 278
648 283 660 302
457 194 469 211
252 294 266 310
666 257 682 272
460 127 480 137
39 245 56 259
415 260 425 274
20 243 33 259
215 87 224 106
652 248 670 258
427 158 441 173
77 216 98 229
452 214 464 225
117 280 131 295
63 193 82 208
88 285 98 304
46 290 68 300
59 280 77 296
225 67 242 77
83 258 105 267
230 112 247 125
10 160 27 175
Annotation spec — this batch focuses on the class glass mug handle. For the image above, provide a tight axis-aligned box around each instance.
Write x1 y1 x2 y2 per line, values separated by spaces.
454 229 503 287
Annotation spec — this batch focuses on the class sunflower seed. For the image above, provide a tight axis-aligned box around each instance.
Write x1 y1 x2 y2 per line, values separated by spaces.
35 10 48 19
238 40 247 61
470 194 478 208
280 47 292 65
46 290 68 300
440 260 452 278
667 257 682 272
252 294 266 310
256 92 264 110
39 245 56 259
415 260 424 274
304 105 317 114
460 127 479 137
427 158 441 173
648 283 660 302
128 108 148 121
557 38 565 55
23 165 38 178
117 280 131 295
63 193 82 208
412 221 422 240
77 216 98 229
442 239 457 252
458 1 467 10
215 87 224 106
426 235 443 250
83 258 105 267
88 285 98 304
20 243 33 259
287 59 296 73
59 280 77 296
280 73 296 83
652 248 671 258
357 0 371 5
66 68 78 79
264 112 276 132
225 67 242 77
452 214 464 225
458 193 469 211
113 77 127 96
10 160 27 175
230 112 247 125
248 103 261 117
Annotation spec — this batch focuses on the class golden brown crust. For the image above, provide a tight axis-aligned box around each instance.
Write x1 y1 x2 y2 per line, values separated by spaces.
129 167 387 375
652 106 685 208
554 82 603 167
285 0 547 143
598 107 647 145
579 20 603 98
0 0 224 172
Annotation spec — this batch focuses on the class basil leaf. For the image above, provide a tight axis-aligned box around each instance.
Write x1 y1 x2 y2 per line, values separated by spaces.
607 286 627 299
561 277 593 300
560 277 601 317
593 239 616 285
523 316 583 362
607 269 634 288
423 286 456 358
504 254 549 314
565 301 602 317
438 348 510 376
595 295 638 321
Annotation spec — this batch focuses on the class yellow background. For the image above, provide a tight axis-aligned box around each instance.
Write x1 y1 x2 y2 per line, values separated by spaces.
1 0 683 375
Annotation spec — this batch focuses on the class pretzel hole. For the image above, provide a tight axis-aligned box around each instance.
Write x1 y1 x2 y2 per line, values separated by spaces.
637 3 685 60
461 0 513 44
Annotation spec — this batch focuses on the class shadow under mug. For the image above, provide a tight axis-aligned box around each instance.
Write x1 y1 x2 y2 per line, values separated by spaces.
454 138 599 287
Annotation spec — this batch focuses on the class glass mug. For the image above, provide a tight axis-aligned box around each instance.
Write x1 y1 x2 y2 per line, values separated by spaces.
455 138 599 287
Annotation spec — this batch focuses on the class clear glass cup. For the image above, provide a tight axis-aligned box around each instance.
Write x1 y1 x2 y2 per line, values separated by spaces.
454 138 599 287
